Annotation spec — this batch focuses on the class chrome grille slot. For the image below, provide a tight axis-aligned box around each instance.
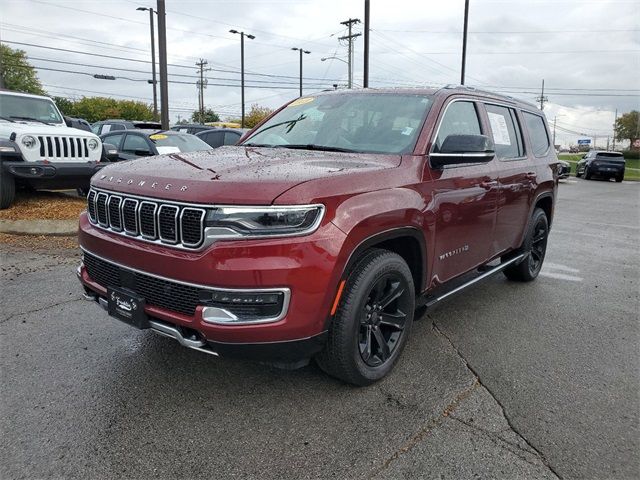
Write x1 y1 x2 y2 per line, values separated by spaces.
87 188 208 250
158 205 179 244
107 196 123 231
87 190 97 222
180 208 205 247
139 201 157 239
38 136 45 156
122 199 139 235
96 192 109 226
82 138 89 158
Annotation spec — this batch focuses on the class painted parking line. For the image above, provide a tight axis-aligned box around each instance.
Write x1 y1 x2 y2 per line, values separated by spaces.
541 262 584 282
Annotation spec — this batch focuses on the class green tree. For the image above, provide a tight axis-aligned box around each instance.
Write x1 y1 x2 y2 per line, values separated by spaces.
53 96 76 117
192 108 220 124
0 44 46 95
61 97 153 123
615 111 640 150
228 104 274 128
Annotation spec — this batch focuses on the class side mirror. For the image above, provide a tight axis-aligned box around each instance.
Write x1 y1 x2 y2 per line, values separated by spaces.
102 143 120 162
430 134 495 168
134 149 154 157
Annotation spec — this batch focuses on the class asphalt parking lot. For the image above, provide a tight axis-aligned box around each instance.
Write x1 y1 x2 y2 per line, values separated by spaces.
1 178 638 480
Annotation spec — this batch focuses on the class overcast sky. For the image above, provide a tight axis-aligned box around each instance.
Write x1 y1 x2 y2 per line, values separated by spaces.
2 0 639 147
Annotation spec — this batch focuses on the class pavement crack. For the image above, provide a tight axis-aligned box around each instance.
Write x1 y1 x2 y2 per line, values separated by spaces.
0 297 83 325
430 316 563 480
367 380 479 478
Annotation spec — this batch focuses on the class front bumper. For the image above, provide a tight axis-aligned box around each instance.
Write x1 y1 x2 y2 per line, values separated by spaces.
77 212 347 359
1 160 105 189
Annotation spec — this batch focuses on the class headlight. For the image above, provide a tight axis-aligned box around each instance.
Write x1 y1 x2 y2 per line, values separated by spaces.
205 205 324 238
21 136 37 149
87 138 99 150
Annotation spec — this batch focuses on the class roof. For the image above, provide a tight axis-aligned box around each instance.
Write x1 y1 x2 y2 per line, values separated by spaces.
0 89 54 101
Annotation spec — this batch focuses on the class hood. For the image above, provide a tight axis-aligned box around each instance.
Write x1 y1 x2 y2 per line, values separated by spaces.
0 120 98 139
91 146 401 204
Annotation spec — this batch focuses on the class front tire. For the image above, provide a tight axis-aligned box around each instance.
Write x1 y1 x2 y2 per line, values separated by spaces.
0 170 16 210
584 167 592 180
615 174 623 183
316 249 415 386
503 208 549 282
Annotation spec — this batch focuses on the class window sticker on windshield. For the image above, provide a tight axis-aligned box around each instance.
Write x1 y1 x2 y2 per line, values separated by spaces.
149 134 168 140
156 146 180 154
288 97 314 107
487 112 512 145
401 126 414 136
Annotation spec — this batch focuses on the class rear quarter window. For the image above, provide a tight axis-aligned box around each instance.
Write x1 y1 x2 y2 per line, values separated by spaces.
522 112 550 156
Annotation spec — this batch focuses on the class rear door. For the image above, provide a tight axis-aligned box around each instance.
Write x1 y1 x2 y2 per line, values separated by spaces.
427 99 499 285
480 103 535 255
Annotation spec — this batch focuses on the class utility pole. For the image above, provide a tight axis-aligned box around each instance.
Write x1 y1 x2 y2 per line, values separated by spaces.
536 79 548 111
339 18 361 89
230 29 255 128
461 0 469 85
195 59 210 123
291 48 310 97
612 109 618 150
136 7 158 121
156 0 169 129
363 0 370 88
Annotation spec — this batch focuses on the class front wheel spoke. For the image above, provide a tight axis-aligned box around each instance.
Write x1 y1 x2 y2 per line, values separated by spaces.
531 248 541 261
379 282 404 309
361 326 372 362
372 327 390 361
379 310 406 330
533 232 546 243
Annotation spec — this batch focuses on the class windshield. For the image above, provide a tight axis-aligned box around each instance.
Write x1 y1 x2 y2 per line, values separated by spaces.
242 93 433 154
150 133 212 153
0 94 64 124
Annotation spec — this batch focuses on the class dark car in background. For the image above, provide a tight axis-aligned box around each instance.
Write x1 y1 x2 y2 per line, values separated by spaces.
170 124 215 135
195 128 245 148
558 159 571 179
100 129 212 161
92 119 163 136
576 150 625 182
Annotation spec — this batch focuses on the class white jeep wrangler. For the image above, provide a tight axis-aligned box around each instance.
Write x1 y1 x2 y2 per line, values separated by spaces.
0 90 106 209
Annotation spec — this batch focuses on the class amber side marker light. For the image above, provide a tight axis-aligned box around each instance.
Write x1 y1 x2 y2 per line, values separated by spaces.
330 280 346 316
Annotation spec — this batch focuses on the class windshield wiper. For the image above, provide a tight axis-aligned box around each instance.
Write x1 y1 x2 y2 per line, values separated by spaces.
9 116 52 125
243 143 276 147
279 144 359 153
245 113 308 140
0 116 15 123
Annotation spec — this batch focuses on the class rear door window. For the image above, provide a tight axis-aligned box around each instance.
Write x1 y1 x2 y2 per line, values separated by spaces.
434 101 482 152
522 112 550 156
485 104 524 159
102 133 125 149
122 134 152 154
203 131 224 148
223 131 241 145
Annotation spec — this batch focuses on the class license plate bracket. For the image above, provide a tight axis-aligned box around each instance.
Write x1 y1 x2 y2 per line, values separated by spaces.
107 286 149 329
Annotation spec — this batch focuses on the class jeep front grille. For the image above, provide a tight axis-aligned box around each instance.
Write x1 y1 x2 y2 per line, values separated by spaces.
38 135 89 160
87 188 205 249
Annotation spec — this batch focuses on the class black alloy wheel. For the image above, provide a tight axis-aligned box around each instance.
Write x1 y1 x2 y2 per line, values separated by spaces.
316 249 415 386
358 273 411 367
503 207 549 282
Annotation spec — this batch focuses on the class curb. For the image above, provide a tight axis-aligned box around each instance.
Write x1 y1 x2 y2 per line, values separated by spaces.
0 219 77 236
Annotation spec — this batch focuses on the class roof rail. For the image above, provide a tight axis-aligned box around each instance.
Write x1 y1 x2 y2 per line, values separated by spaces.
439 84 538 109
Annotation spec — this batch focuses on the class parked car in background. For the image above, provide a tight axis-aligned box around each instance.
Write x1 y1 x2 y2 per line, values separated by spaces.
576 150 625 182
170 124 215 135
91 119 162 136
79 86 559 385
195 128 246 148
0 90 104 209
557 159 571 179
100 129 212 160
65 117 92 132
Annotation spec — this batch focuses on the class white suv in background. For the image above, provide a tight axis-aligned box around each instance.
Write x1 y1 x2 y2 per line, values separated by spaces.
0 90 105 209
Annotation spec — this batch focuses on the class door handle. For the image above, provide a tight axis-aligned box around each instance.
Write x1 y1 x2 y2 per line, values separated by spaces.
480 180 498 189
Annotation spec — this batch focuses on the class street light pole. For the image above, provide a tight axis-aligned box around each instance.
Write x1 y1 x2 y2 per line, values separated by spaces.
230 30 255 128
156 0 169 129
292 47 310 97
137 7 158 121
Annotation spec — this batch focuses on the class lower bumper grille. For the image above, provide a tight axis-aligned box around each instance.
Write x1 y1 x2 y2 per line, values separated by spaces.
83 252 199 316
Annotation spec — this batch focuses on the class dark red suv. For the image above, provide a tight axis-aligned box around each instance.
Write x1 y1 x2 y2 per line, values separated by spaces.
78 87 559 385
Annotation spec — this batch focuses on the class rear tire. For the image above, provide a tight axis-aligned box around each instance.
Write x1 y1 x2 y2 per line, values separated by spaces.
615 174 623 183
316 249 415 386
0 170 16 210
503 208 549 282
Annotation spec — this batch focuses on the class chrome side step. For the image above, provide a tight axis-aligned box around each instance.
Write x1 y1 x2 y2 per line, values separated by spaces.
423 253 526 309
82 290 219 357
